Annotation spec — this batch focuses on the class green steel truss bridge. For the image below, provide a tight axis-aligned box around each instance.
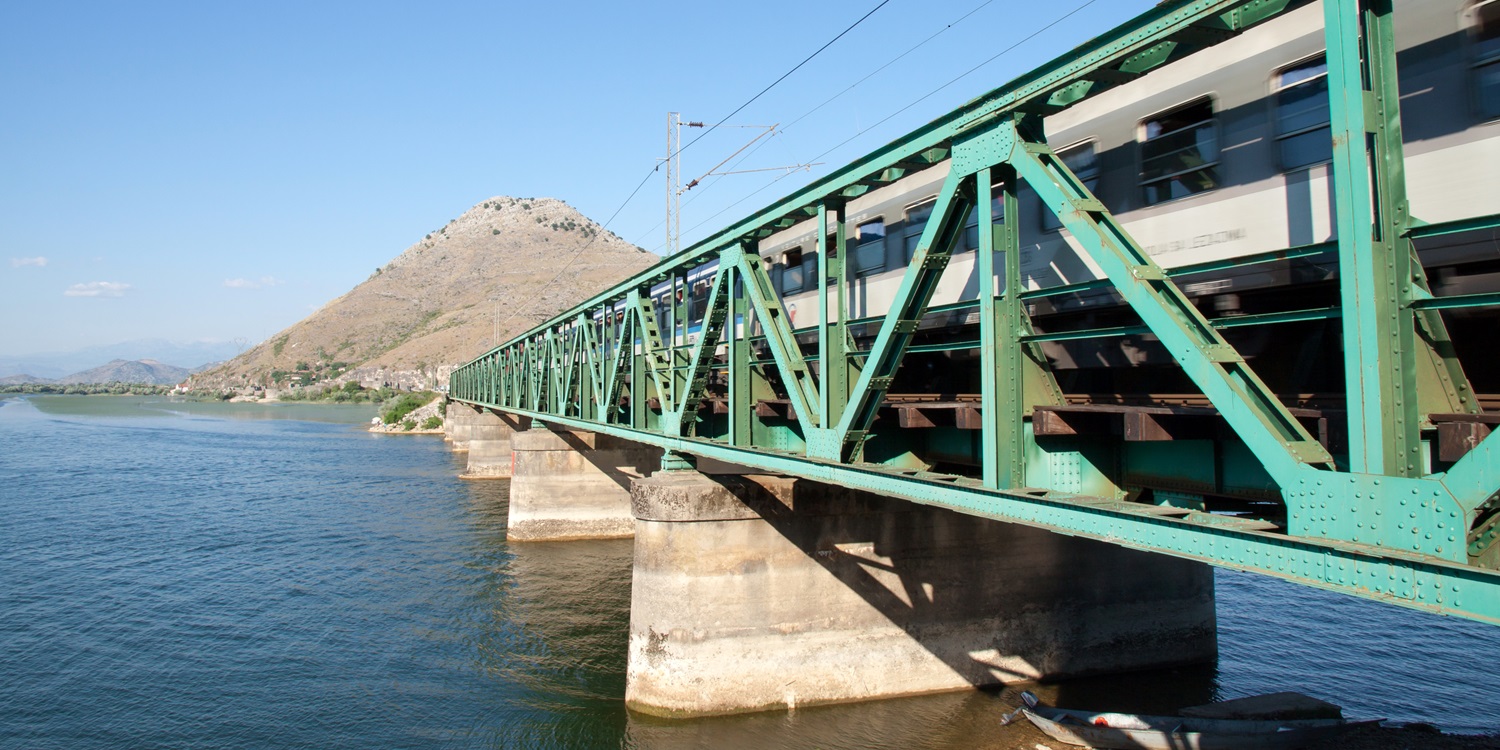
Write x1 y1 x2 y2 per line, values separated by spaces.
452 0 1500 625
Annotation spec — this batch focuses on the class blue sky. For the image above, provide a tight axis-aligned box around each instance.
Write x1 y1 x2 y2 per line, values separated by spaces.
1 0 1153 358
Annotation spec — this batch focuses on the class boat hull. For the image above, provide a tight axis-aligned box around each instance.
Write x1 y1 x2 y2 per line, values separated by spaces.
1021 708 1376 750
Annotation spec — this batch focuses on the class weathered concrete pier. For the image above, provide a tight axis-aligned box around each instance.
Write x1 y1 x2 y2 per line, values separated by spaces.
506 425 660 541
460 410 528 480
625 469 1214 716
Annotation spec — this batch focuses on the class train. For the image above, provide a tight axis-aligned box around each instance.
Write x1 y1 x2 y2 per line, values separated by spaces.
610 0 1498 405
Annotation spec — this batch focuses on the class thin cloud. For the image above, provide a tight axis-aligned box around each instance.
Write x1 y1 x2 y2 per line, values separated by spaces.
64 281 131 298
224 275 286 289
11 256 47 268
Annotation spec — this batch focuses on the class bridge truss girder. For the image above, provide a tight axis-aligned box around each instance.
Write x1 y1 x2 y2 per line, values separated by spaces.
451 0 1500 625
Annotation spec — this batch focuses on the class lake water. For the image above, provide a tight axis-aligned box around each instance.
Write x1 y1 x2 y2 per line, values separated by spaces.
0 394 1495 748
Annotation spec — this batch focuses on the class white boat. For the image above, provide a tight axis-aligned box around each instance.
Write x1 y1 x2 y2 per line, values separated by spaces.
1003 691 1380 750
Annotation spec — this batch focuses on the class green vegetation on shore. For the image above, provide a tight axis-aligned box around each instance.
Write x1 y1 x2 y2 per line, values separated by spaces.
381 390 440 425
277 381 391 404
0 383 173 396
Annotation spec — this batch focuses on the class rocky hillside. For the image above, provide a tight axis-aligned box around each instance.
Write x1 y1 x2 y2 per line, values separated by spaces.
55 359 191 385
191 197 656 392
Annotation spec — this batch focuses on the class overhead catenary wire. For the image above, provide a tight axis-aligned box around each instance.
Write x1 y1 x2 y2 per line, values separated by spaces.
676 0 1102 242
634 0 1000 251
485 1 890 343
670 0 891 164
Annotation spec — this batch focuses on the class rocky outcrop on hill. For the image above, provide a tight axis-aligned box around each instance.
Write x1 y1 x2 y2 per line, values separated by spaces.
191 197 657 391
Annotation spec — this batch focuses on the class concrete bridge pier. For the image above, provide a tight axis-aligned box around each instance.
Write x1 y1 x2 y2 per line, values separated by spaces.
507 424 662 541
460 410 529 480
625 470 1217 717
442 401 479 451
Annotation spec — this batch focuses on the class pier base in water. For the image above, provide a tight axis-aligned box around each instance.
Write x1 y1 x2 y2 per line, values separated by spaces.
625 470 1217 717
461 410 528 479
506 426 661 541
442 401 478 451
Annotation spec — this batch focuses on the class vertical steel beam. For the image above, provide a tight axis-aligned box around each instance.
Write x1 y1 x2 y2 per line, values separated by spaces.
978 169 1027 489
1325 0 1476 476
1325 0 1413 475
726 264 752 447
817 203 850 430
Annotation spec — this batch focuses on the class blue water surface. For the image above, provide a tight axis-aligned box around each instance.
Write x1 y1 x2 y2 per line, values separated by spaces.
0 395 1494 749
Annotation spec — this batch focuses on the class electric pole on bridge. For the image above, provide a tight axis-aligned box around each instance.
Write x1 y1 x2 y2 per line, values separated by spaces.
662 113 820 257
663 113 703 258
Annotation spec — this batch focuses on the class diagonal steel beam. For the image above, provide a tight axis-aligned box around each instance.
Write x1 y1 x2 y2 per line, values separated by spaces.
999 115 1332 486
628 289 673 410
727 242 821 429
602 303 638 424
668 264 732 437
832 167 970 460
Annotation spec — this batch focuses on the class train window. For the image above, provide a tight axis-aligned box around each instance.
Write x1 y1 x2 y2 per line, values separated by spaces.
1139 98 1219 205
962 192 1005 251
1473 0 1500 119
1042 141 1099 230
854 219 886 276
903 200 935 262
691 279 710 318
1274 57 1331 170
782 249 805 294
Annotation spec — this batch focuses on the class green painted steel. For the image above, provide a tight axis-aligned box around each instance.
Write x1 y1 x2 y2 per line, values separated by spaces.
449 0 1500 625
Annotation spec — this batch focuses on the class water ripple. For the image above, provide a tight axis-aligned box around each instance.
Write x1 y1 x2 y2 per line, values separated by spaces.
0 395 1496 749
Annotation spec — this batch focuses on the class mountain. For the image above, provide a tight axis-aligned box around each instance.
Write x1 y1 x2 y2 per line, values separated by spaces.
191 196 657 391
0 339 246 379
54 359 191 385
0 374 53 385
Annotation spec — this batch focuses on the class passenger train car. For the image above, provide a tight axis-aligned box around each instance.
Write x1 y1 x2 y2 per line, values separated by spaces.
705 0 1500 398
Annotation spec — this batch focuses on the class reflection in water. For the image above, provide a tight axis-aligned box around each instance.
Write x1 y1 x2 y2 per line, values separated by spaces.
457 477 636 747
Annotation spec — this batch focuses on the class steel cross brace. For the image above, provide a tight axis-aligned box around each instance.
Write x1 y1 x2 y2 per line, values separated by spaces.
662 263 732 437
830 167 972 461
724 241 822 432
985 115 1333 485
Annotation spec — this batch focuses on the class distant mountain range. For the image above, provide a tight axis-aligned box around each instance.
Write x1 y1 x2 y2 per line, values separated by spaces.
0 339 244 380
1 359 198 386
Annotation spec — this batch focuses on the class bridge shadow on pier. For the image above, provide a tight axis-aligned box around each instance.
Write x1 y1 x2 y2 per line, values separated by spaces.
695 472 1218 711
